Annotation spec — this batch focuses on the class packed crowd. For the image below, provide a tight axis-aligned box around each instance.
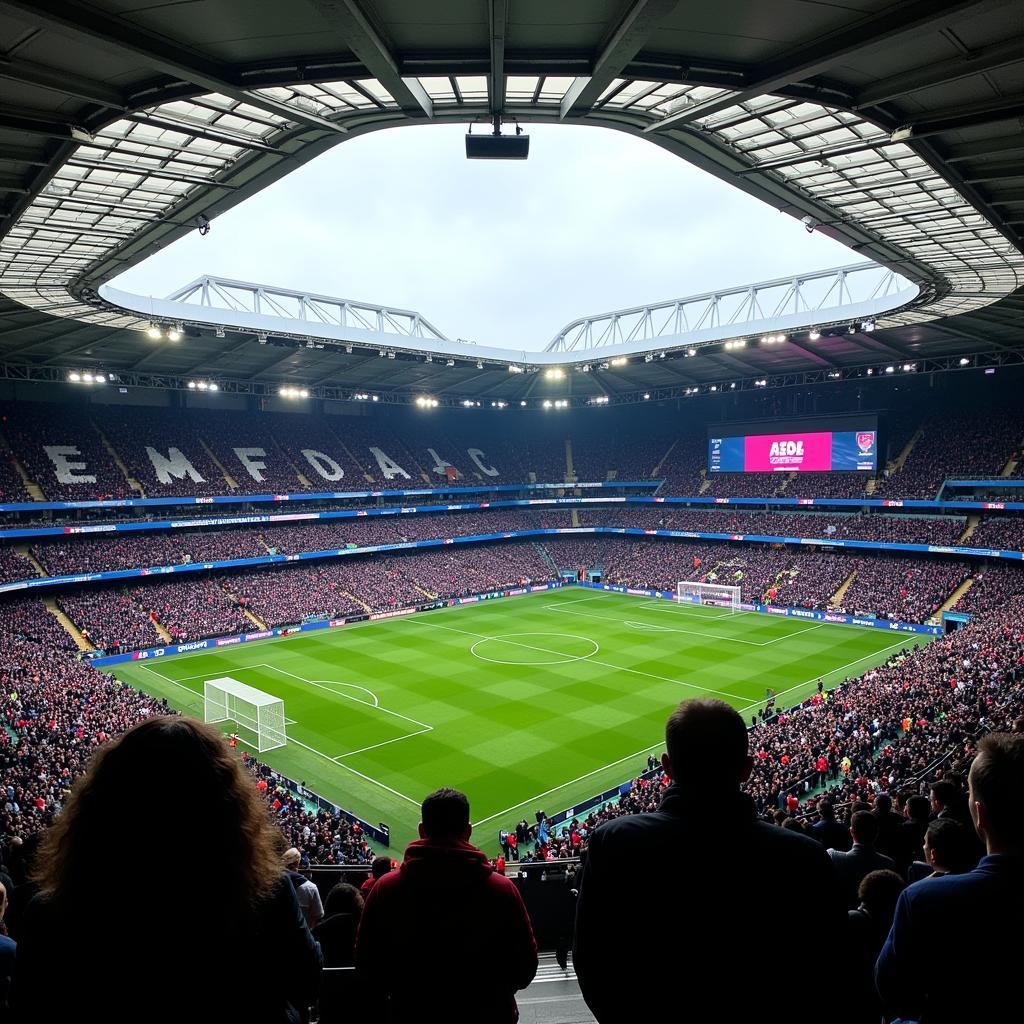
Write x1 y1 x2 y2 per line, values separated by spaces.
874 410 1024 499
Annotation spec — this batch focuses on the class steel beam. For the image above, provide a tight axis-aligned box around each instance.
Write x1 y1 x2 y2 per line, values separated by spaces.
0 0 347 134
488 0 508 114
855 36 1024 108
561 0 680 118
644 0 995 132
302 0 432 118
0 55 126 108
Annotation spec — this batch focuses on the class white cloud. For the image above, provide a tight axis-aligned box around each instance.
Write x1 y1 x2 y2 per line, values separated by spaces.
113 122 857 350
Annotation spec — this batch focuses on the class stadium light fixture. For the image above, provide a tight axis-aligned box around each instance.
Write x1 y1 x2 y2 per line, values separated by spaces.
476 360 484 369
508 364 524 374
827 371 841 379
808 329 821 340
371 395 379 401
167 325 183 342
256 333 268 345
885 366 895 374
862 321 876 332
387 351 396 360
847 324 856 334
610 357 628 366
68 371 81 382
686 348 696 357
520 400 527 407
345 345 353 354
959 357 970 366
544 367 565 380
710 385 718 392
214 327 225 339
415 396 439 408
209 383 219 392
145 323 162 340
446 359 456 367
187 381 196 389
542 399 552 409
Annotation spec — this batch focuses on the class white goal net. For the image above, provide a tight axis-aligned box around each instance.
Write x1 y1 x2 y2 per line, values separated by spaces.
204 677 287 753
676 580 741 613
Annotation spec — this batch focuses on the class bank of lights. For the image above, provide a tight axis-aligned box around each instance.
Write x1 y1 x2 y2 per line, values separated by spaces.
609 356 628 366
461 399 482 408
588 395 610 405
544 367 565 380
725 339 747 350
145 323 182 341
416 396 439 408
187 380 219 392
759 334 786 344
279 386 309 399
490 401 508 408
542 399 569 409
352 392 378 401
508 364 524 373
68 371 109 385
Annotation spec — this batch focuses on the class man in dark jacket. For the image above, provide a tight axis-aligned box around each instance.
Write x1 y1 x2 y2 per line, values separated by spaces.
573 698 845 1024
877 732 1024 1024
809 799 850 851
356 787 537 1023
828 811 897 907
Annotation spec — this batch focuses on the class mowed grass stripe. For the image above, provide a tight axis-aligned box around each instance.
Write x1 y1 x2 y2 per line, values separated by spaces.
111 588 928 854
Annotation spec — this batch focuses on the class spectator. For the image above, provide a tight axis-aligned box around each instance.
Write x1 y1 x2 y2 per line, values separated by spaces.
312 883 363 968
907 818 969 882
828 811 898 908
809 799 850 852
0 880 14 1014
573 698 845 1024
872 793 904 861
283 847 324 930
11 717 322 1023
356 787 537 1023
877 732 1024 1024
360 855 393 896
847 870 905 1024
900 794 932 867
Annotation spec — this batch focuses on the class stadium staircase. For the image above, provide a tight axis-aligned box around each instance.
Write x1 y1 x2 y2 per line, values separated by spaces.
564 438 575 482
830 570 858 607
17 546 45 578
412 583 437 600
44 597 93 651
149 618 174 645
198 437 238 489
0 430 45 500
341 589 372 613
940 577 974 614
958 516 980 544
650 438 676 481
535 542 560 574
999 455 1018 477
697 472 711 494
97 429 144 494
241 608 268 630
776 472 797 493
887 428 923 481
865 476 878 494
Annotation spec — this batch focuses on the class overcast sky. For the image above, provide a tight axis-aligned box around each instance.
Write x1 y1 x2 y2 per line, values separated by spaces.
113 123 860 351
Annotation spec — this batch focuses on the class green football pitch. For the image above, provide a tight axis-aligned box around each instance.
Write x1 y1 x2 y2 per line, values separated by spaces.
110 588 929 854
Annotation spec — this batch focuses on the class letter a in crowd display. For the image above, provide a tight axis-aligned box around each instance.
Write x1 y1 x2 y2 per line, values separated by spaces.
369 446 411 480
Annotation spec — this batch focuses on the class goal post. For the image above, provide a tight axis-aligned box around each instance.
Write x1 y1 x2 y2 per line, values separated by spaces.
204 677 287 753
676 580 741 613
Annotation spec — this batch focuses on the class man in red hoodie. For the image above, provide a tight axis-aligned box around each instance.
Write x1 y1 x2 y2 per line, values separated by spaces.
356 787 538 1023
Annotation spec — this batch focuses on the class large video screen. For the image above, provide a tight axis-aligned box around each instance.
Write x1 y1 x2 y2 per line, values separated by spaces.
708 427 878 473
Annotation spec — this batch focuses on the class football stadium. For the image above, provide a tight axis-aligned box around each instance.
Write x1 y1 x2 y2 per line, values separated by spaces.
1 3 1023 1022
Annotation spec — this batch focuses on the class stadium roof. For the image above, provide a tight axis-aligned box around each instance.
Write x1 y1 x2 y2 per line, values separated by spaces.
0 0 1022 405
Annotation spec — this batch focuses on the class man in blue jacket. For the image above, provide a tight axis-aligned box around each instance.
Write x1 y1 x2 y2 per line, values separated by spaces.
876 732 1024 1023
